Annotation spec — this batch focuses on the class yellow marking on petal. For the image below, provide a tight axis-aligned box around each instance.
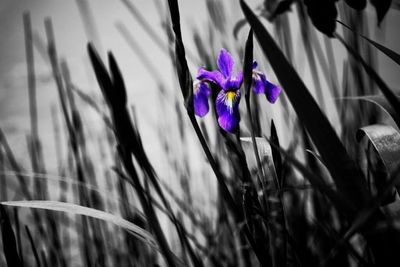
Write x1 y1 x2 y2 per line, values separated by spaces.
225 91 237 113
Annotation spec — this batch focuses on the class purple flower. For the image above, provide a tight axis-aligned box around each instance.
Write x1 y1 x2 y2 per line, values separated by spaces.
193 49 281 133
252 61 281 103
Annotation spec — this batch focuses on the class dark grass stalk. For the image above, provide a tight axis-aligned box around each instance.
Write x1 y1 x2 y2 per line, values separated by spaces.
337 20 400 65
88 45 178 267
0 148 7 201
242 30 283 266
240 0 371 215
23 12 38 141
114 167 211 260
12 209 23 267
119 147 177 266
44 18 94 266
0 205 22 267
243 30 267 191
25 226 41 267
24 13 48 202
166 0 272 264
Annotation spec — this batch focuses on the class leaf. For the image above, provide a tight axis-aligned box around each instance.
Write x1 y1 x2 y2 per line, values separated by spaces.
337 20 400 65
240 0 370 213
339 95 400 128
344 0 367 10
167 0 193 113
1 201 158 250
335 34 400 121
270 120 283 186
243 29 253 100
0 205 22 267
303 0 338 37
25 226 41 267
87 43 114 106
370 0 392 25
233 18 248 39
357 124 400 177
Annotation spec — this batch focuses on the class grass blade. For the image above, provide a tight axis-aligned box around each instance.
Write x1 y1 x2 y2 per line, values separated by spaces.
0 205 22 267
240 0 370 213
2 201 157 250
339 95 400 128
25 226 41 267
335 33 400 120
337 20 400 65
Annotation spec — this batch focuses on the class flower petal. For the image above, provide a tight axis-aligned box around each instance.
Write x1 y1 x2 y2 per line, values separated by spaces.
252 60 258 69
217 48 234 78
193 82 210 117
216 89 241 132
252 72 266 94
224 70 243 90
265 80 281 103
196 67 224 88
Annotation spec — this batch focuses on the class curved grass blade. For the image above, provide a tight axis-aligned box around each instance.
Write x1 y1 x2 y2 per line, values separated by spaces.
339 95 400 128
337 20 400 65
357 124 400 174
335 33 400 120
357 124 400 195
240 0 370 213
2 201 157 250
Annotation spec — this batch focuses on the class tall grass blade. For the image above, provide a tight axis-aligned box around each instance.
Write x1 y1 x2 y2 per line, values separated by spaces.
338 20 400 65
2 201 157 249
0 205 22 267
25 226 41 267
240 0 370 213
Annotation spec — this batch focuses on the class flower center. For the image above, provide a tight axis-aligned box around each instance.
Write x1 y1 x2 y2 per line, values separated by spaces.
225 91 237 113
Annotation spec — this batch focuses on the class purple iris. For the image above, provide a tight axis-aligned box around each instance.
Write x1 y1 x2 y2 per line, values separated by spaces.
193 48 281 133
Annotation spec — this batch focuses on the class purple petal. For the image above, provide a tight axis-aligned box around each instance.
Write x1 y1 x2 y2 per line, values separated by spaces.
193 82 210 117
197 67 224 88
215 89 241 133
252 72 266 94
265 80 281 103
252 60 258 69
217 48 234 78
224 70 243 91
